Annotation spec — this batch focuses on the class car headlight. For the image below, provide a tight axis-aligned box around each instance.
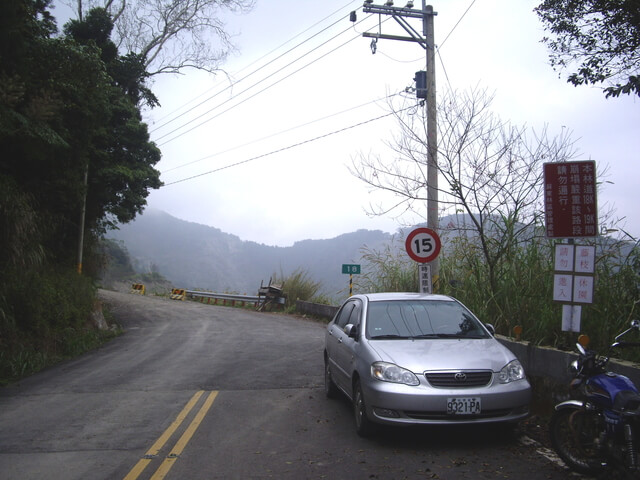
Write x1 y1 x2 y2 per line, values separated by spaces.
497 360 525 384
371 362 419 386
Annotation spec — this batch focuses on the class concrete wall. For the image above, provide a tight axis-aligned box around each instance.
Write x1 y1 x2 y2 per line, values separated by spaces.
296 300 640 386
498 336 640 386
296 300 339 320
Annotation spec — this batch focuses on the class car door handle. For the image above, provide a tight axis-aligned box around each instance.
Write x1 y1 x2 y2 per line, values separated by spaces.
338 337 343 343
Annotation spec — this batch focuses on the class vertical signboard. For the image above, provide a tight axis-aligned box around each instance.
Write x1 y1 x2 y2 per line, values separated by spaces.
553 244 596 332
544 161 597 238
419 264 432 294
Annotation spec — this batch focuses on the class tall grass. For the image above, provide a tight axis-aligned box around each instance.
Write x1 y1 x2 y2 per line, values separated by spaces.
272 268 324 311
441 235 640 362
439 236 557 344
358 230 640 363
357 238 418 293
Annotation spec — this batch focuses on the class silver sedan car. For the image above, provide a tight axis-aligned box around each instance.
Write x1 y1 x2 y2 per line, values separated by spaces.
324 292 531 436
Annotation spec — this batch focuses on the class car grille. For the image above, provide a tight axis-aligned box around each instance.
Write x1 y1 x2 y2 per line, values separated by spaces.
405 408 514 421
424 370 492 388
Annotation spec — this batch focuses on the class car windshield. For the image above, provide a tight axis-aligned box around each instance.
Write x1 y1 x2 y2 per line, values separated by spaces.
366 300 490 340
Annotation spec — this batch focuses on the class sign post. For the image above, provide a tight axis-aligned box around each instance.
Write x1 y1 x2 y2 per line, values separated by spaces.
405 227 441 293
544 160 598 332
342 264 361 296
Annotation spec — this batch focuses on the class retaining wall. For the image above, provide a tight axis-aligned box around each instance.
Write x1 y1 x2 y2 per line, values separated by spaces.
296 300 339 321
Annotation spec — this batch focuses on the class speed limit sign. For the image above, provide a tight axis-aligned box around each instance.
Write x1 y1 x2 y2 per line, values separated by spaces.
405 227 441 263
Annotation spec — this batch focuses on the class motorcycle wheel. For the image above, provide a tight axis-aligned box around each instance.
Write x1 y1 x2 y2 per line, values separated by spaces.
549 406 606 475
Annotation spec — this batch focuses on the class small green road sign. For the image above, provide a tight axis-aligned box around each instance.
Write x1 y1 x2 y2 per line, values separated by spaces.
342 264 361 275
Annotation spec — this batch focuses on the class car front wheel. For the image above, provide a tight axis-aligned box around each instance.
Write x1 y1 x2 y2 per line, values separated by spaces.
353 379 376 437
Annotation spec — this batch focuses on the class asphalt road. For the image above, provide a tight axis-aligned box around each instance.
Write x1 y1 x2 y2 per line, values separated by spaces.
0 290 574 479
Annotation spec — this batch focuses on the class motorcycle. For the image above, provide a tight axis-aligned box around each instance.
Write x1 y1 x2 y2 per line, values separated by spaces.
550 319 640 478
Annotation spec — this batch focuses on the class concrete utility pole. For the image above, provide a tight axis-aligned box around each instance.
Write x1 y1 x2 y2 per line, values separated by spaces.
361 0 440 286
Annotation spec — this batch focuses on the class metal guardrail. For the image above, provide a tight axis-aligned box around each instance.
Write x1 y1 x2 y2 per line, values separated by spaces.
185 290 262 303
184 290 286 310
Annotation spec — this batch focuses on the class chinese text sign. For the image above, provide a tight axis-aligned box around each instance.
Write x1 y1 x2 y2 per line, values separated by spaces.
553 244 595 304
544 161 597 238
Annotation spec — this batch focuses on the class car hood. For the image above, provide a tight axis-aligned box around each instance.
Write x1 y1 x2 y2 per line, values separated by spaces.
366 338 516 372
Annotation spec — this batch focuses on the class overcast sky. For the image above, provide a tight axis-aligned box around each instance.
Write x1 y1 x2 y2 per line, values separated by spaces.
55 0 640 247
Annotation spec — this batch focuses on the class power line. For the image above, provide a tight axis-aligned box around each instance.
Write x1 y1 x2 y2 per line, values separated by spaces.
437 49 452 90
439 0 477 49
155 18 379 146
162 105 413 187
150 1 360 134
162 92 401 174
434 0 478 91
387 0 479 64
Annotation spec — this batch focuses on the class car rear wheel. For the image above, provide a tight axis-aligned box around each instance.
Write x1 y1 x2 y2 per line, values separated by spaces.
324 359 338 399
353 379 376 437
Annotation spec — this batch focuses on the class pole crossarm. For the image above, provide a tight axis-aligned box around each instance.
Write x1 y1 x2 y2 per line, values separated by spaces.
363 32 425 47
363 3 437 50
363 4 430 20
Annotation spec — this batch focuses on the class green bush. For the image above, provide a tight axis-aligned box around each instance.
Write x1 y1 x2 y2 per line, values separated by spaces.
0 266 118 384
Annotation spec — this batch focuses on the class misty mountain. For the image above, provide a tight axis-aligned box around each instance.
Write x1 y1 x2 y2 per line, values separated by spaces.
106 209 394 298
109 210 626 301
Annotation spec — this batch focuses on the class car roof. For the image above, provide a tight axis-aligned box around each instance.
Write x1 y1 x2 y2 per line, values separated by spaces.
357 292 456 303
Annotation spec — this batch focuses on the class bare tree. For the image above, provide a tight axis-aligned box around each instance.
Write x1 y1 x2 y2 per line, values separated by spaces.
351 87 579 294
67 0 255 75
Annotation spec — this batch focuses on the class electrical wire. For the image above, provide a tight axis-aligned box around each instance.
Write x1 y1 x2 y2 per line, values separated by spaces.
162 91 402 174
155 16 383 146
439 0 477 49
162 104 413 187
433 0 478 92
154 0 475 143
437 49 452 90
155 16 378 146
151 1 361 134
387 0 479 63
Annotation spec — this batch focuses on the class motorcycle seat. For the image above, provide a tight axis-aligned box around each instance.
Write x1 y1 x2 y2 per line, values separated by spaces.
614 390 640 413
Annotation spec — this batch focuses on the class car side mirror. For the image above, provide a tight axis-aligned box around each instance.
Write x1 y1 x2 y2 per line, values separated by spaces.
484 323 496 335
344 323 358 339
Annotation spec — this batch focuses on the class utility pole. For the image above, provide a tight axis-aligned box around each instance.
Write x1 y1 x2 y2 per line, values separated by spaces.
77 163 88 274
361 0 439 287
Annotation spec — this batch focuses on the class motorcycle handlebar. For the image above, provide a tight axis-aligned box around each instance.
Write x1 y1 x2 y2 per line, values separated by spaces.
611 341 640 348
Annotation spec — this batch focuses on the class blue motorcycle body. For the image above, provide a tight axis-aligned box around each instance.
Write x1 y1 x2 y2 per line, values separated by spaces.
549 320 640 478
586 372 639 410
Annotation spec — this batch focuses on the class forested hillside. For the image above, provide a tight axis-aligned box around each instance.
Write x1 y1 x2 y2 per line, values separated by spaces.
0 1 218 383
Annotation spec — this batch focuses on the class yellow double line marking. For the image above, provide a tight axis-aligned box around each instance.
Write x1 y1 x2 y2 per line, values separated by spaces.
124 390 218 480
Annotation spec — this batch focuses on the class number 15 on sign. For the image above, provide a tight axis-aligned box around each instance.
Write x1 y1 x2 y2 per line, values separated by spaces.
405 228 441 264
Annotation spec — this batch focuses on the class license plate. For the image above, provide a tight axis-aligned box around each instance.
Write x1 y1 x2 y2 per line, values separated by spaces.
447 397 481 415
